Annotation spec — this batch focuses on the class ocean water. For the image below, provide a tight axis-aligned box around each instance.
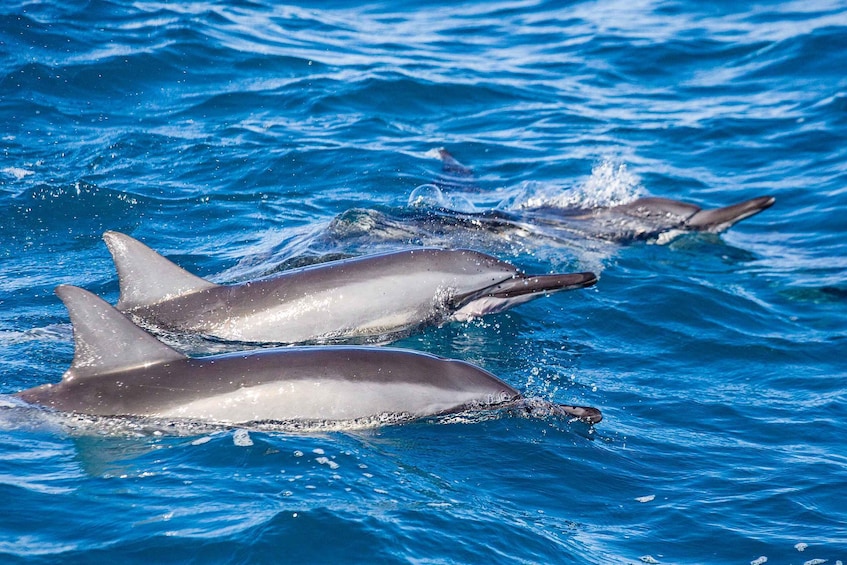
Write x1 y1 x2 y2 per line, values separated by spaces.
1 0 846 563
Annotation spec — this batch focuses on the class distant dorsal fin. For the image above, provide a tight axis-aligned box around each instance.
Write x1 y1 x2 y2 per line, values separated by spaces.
429 147 479 192
56 285 186 381
103 231 218 310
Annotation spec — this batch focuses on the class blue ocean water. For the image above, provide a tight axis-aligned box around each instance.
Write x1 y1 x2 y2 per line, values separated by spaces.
1 0 846 563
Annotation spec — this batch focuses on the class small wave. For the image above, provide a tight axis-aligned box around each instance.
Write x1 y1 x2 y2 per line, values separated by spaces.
0 180 151 251
8 180 141 221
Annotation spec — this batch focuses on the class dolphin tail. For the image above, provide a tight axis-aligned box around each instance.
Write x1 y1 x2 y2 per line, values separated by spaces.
684 196 775 232
103 231 219 311
451 271 597 320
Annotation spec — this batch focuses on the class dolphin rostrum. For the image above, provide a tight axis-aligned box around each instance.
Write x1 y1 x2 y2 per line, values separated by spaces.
15 286 602 426
102 231 597 345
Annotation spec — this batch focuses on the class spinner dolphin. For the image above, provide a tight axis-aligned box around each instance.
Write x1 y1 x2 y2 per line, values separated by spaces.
15 286 602 426
321 149 774 249
103 231 597 345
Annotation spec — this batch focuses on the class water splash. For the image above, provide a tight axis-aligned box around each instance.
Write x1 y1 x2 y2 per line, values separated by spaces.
509 160 645 212
408 183 477 213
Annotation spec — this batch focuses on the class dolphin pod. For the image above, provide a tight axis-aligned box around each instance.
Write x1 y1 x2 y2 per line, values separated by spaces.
11 150 777 431
15 286 602 426
103 230 597 345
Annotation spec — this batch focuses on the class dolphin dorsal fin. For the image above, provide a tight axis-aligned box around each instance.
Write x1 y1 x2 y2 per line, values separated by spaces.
56 285 187 381
103 231 218 310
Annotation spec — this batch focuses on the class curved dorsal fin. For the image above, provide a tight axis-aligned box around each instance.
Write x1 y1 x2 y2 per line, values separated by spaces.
103 231 218 310
56 285 186 381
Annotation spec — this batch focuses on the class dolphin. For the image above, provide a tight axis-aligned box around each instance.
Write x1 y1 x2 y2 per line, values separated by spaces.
430 148 775 239
15 285 602 426
102 231 597 345
319 149 774 250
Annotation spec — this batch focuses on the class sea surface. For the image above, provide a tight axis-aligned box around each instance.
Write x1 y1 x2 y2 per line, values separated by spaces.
1 1 846 563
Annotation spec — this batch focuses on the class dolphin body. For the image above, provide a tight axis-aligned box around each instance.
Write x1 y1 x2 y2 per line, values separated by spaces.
324 193 775 250
15 286 602 425
103 231 597 345
320 149 774 249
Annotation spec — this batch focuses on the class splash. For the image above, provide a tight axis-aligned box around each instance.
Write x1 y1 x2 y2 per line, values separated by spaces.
408 183 477 213
507 160 645 211
577 160 645 208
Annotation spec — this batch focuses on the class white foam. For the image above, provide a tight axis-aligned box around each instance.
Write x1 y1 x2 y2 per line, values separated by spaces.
315 456 339 470
1 167 33 180
232 428 253 446
513 160 644 211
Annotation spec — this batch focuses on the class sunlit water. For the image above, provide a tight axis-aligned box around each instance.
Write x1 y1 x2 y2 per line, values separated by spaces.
1 1 846 563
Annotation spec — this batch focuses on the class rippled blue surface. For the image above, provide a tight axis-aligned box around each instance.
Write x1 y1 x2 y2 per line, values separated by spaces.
2 1 846 563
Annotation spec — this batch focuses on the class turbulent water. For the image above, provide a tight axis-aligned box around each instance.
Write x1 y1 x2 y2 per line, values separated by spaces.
2 1 846 563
